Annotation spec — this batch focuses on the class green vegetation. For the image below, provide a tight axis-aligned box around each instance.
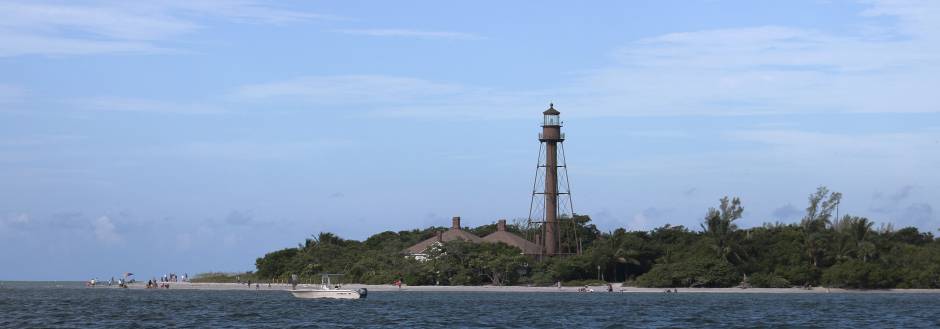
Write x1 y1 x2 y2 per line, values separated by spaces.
190 272 258 283
244 186 940 289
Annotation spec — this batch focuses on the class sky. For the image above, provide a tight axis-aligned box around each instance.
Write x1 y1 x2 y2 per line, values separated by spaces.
1 0 938 280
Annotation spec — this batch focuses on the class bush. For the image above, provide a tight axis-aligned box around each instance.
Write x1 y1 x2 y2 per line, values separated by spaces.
748 272 791 288
821 260 897 289
776 264 820 286
636 258 738 288
525 271 557 286
191 272 256 283
898 263 940 289
563 279 608 286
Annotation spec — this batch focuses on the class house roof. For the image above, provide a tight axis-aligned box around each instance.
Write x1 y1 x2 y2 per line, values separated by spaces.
404 228 484 254
482 220 542 255
403 217 542 256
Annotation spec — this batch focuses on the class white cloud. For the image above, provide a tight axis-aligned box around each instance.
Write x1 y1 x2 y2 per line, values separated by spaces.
234 74 545 119
334 28 483 40
581 128 940 185
233 1 940 120
724 130 939 161
0 84 26 103
0 0 327 57
0 33 168 57
93 216 122 244
150 1 340 24
142 139 354 160
9 213 30 224
1 213 31 232
709 129 940 191
559 1 940 117
862 0 940 40
628 212 651 231
235 75 465 103
0 2 197 40
73 96 223 114
0 134 84 147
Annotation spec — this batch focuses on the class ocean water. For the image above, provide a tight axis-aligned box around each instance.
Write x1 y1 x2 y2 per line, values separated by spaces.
2 282 939 328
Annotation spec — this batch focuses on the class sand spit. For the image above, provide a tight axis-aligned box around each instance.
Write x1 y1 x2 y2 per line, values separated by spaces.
117 282 940 294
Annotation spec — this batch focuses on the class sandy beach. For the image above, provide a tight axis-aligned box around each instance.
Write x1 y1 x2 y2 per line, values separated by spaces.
118 282 940 294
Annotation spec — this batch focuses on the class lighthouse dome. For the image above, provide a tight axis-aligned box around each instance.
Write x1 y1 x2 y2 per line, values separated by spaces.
543 103 560 115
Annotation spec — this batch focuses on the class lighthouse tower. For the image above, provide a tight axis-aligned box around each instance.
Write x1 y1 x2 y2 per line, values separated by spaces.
528 103 577 257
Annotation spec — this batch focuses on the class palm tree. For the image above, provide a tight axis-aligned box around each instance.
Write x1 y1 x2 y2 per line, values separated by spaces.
847 216 875 262
591 230 643 282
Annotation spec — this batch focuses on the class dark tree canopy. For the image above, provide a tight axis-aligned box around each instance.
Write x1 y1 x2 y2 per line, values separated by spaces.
224 187 940 289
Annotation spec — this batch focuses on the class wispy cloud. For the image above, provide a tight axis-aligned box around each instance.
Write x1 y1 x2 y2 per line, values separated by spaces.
771 203 802 221
628 207 673 231
334 28 483 40
235 75 465 103
141 139 354 160
153 1 342 24
93 216 122 244
713 129 940 193
560 1 940 117
0 134 85 147
0 33 170 57
871 185 918 213
584 128 940 181
72 96 223 114
0 212 30 232
239 1 939 120
0 0 328 57
234 74 544 119
224 210 254 226
724 130 939 160
0 84 26 104
899 203 934 228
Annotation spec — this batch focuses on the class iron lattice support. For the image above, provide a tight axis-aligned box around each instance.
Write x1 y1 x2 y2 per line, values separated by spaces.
526 104 580 259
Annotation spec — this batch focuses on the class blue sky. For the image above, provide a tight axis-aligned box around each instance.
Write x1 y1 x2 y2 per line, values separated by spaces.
1 0 938 280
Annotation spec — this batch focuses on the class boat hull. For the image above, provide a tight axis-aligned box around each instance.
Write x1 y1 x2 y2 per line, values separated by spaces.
290 289 362 299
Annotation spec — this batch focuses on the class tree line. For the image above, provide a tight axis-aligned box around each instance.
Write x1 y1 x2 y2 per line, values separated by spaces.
244 187 939 289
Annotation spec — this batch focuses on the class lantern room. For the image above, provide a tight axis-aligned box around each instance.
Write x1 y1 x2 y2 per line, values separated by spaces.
542 103 561 126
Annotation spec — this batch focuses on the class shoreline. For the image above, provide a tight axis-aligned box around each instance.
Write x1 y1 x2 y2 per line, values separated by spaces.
97 282 940 293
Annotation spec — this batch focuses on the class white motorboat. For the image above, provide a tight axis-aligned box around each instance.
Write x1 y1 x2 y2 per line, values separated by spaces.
290 274 367 299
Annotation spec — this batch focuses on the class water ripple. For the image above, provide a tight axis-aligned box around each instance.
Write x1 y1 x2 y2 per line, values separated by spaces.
2 283 940 328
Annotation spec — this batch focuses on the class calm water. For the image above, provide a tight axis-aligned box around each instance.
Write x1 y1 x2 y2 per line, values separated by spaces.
2 282 939 328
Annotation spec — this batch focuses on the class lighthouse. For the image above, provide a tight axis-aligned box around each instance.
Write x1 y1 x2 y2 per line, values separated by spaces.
528 103 576 257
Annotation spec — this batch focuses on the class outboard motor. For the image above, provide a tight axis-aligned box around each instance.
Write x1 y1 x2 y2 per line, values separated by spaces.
357 288 368 298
